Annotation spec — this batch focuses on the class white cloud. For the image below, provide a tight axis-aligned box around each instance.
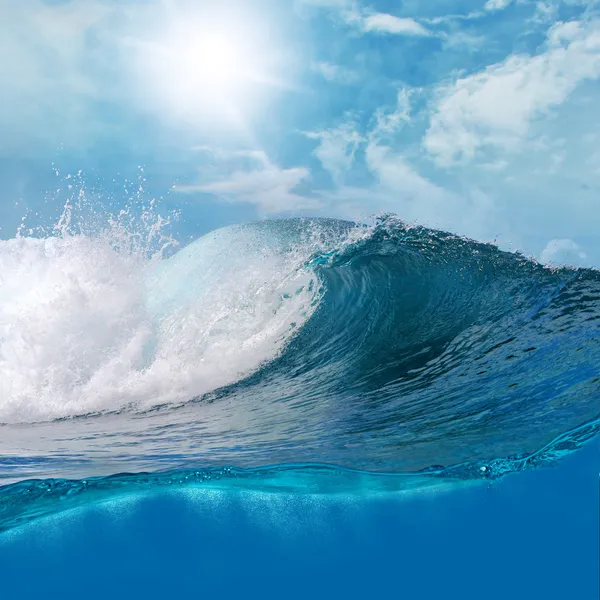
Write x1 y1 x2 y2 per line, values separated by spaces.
362 13 431 36
531 1 559 24
423 10 486 26
370 88 415 140
326 142 499 240
441 30 489 50
305 119 364 180
424 19 600 166
298 1 431 37
175 150 318 213
365 143 458 209
485 0 513 11
180 143 498 239
311 61 359 84
540 238 589 266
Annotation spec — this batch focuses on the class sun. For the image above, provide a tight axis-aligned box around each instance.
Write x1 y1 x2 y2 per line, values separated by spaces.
175 31 252 102
138 18 277 127
193 34 246 90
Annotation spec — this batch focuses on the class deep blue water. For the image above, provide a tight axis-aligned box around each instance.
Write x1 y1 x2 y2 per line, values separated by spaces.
0 217 598 598
0 436 597 599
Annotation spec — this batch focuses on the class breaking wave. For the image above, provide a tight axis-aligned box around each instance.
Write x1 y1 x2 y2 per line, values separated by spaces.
1 213 599 531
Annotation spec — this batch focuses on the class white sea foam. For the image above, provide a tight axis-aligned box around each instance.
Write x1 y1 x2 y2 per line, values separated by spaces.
0 219 321 423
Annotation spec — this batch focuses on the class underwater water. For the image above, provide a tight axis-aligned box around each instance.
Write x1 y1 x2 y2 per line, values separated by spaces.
0 215 598 598
0 436 596 598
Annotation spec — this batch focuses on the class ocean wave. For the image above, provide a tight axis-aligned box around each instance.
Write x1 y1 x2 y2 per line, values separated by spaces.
0 216 599 482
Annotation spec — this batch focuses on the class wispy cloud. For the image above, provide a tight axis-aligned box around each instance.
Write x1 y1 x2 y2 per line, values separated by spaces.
175 150 319 213
311 61 359 84
370 88 415 141
424 19 600 166
300 83 499 238
0 0 120 155
362 143 497 237
299 0 431 37
305 117 364 181
361 13 431 36
309 139 500 241
530 1 559 24
484 0 514 11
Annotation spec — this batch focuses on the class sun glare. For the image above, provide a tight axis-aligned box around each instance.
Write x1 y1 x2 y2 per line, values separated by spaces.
167 29 253 101
142 18 276 128
194 34 245 89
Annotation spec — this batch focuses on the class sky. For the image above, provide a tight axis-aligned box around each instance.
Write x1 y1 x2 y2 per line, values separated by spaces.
1 0 599 266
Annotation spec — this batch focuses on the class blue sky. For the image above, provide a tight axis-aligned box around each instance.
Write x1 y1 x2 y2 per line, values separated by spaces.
1 0 599 265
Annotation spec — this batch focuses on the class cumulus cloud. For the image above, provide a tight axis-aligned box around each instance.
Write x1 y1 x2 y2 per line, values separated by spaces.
175 150 319 213
424 19 600 166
